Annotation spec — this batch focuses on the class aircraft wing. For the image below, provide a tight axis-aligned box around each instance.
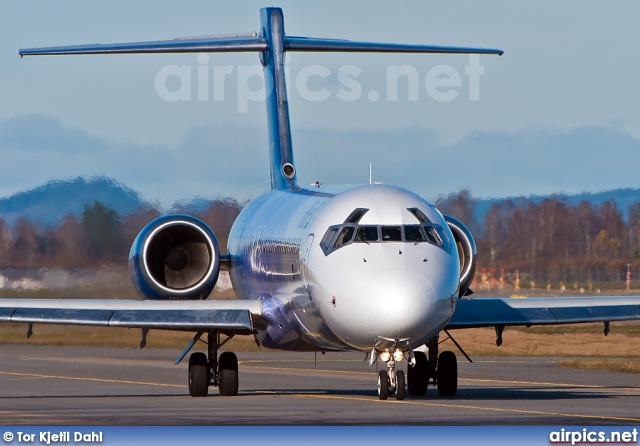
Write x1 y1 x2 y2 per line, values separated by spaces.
446 296 640 329
0 299 263 334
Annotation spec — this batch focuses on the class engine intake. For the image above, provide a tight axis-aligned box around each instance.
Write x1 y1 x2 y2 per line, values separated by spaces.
444 215 477 298
129 215 220 300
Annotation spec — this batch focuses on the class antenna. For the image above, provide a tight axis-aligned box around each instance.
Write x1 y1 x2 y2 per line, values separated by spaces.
369 163 383 185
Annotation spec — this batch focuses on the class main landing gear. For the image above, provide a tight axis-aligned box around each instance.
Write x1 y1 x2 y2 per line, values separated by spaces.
406 335 458 397
187 331 239 397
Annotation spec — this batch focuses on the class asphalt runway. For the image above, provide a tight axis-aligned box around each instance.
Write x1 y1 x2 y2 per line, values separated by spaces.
0 345 639 425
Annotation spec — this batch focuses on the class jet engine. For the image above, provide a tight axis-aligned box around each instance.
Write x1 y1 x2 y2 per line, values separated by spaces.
128 215 220 300
444 215 477 298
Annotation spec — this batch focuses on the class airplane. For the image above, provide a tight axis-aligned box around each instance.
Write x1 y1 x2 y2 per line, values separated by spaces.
3 7 640 401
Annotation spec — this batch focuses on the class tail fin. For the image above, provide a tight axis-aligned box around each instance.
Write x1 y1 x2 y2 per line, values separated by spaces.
19 7 503 191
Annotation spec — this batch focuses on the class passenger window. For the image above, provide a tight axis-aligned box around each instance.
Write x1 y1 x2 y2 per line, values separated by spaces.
356 226 379 242
334 227 355 248
404 225 426 242
381 226 402 242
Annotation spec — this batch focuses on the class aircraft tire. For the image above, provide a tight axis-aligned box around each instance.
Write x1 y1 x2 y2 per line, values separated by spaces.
377 370 389 400
219 351 239 396
407 351 428 396
395 370 405 400
188 352 209 397
437 351 457 397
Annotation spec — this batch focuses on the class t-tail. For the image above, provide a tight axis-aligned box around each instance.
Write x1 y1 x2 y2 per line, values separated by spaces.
19 7 503 191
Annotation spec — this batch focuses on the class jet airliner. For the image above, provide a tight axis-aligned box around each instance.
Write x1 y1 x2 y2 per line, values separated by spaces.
3 7 640 401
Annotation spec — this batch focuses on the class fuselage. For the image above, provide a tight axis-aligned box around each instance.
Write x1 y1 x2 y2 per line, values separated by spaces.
227 184 461 353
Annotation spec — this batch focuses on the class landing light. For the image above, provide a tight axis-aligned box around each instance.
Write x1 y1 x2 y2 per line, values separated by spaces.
393 350 404 362
379 351 391 362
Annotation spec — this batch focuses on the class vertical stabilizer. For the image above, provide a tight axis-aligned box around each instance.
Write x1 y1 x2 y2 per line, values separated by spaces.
259 8 297 190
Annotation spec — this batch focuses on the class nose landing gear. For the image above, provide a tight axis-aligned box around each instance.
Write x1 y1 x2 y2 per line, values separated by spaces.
372 344 407 400
377 359 405 401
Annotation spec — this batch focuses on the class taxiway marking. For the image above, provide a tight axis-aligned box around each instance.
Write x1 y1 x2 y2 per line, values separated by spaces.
0 371 181 387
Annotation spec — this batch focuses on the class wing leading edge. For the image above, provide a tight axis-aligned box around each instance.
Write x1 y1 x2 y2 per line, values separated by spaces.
0 299 263 334
446 296 640 329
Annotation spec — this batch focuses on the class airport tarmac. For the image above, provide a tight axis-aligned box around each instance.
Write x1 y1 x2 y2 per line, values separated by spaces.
0 345 638 425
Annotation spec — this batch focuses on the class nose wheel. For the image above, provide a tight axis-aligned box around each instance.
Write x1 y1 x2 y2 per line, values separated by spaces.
377 363 405 400
377 370 389 400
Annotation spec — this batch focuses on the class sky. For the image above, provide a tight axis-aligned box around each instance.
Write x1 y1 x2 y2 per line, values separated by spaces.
1 1 640 206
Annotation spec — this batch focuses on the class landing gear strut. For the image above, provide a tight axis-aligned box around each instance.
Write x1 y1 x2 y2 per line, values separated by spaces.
187 331 238 397
406 335 458 397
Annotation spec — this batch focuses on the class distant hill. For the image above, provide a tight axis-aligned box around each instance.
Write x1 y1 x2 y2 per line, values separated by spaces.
547 188 640 216
472 188 640 233
3 176 640 230
0 176 149 227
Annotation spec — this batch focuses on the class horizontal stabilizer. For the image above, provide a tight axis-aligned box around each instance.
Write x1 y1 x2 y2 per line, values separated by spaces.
19 35 267 57
285 36 503 55
20 35 502 58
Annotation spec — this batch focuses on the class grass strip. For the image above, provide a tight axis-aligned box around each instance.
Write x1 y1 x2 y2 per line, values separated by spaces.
559 359 640 374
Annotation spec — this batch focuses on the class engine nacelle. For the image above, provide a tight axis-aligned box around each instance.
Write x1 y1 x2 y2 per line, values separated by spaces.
128 215 220 300
444 215 477 298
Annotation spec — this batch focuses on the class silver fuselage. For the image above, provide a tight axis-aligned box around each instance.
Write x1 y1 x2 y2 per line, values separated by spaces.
228 184 460 353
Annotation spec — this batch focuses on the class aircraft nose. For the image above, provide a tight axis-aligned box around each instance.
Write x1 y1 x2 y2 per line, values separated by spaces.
358 269 436 338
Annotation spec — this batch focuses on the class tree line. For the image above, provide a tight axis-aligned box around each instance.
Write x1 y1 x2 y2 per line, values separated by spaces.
0 199 242 270
436 190 640 288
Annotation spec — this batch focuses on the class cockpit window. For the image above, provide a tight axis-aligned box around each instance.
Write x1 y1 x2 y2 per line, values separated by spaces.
408 207 431 223
425 227 441 245
434 227 451 251
333 226 355 248
381 226 402 242
404 225 426 242
355 226 379 242
333 226 356 248
320 226 339 253
319 208 450 255
345 208 369 224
